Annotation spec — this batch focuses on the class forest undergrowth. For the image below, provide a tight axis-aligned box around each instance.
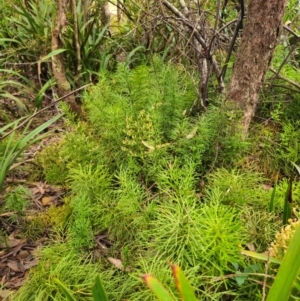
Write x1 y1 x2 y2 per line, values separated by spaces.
2 57 300 300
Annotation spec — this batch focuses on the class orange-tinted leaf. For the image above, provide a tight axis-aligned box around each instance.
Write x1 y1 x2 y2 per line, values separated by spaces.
142 274 175 301
171 265 198 301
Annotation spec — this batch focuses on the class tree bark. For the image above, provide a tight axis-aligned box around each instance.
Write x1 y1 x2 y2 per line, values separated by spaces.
52 0 82 117
227 0 287 137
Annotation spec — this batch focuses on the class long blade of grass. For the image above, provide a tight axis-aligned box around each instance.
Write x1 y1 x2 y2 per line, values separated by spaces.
92 275 108 301
0 69 32 86
0 114 62 190
13 114 62 149
266 224 300 301
0 92 29 115
171 265 198 301
0 38 21 45
125 46 146 65
241 250 281 264
142 274 175 301
0 116 28 135
53 278 76 301
269 174 278 212
283 177 293 225
41 49 67 62
292 162 300 175
34 78 56 107
0 124 17 191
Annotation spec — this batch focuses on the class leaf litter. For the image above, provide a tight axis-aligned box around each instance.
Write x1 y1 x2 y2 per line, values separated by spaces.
0 138 67 299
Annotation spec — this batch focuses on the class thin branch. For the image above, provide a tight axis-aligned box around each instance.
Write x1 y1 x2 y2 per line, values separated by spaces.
283 25 300 40
219 3 244 81
208 0 221 56
269 67 300 90
161 0 207 49
268 44 298 90
262 250 271 301
179 0 189 17
267 84 300 94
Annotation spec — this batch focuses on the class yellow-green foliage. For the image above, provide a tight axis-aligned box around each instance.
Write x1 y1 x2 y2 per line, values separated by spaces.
36 142 68 184
23 59 264 301
84 58 197 164
206 168 270 206
122 109 159 158
14 243 101 301
2 185 31 214
24 205 71 240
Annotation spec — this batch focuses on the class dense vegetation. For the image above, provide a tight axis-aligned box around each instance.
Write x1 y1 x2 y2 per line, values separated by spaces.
1 0 300 300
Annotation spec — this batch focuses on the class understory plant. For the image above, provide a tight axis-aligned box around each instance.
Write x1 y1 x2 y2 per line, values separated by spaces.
0 114 62 191
16 58 286 300
14 243 101 301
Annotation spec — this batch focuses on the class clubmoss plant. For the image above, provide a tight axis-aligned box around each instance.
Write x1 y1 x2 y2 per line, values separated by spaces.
67 163 112 250
14 243 101 301
19 58 261 301
206 168 270 207
2 185 31 214
241 206 281 252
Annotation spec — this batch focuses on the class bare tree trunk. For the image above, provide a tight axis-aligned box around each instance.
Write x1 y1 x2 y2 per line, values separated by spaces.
227 0 287 137
52 0 82 117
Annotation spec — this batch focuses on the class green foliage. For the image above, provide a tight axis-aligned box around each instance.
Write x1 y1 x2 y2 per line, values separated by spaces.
206 168 269 207
0 114 62 191
242 207 281 252
266 221 300 301
0 0 57 113
2 185 31 215
14 243 101 301
84 59 197 164
21 60 263 300
54 275 109 301
270 178 300 212
66 164 112 250
35 142 68 184
141 196 246 276
63 4 112 84
143 265 198 301
266 163 300 300
278 121 300 173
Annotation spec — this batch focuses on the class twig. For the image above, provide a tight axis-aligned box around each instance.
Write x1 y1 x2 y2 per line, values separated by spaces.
179 0 189 17
283 25 300 40
269 68 300 90
161 0 207 49
208 0 221 56
268 44 298 91
262 250 271 301
219 1 244 81
266 83 300 94
213 272 275 282
0 83 92 140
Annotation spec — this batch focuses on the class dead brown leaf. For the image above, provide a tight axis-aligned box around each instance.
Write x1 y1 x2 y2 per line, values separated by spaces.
6 261 23 273
41 196 57 206
23 258 38 270
0 239 25 250
0 289 13 299
107 257 130 272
